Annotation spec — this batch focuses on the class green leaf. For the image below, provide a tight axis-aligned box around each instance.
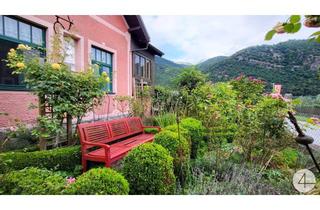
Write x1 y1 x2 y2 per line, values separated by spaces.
289 15 301 24
284 23 294 33
310 31 320 37
265 30 276 40
292 23 301 33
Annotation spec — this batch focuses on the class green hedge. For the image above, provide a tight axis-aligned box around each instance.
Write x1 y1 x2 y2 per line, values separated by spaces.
154 130 190 185
0 146 81 174
180 118 205 159
64 168 129 195
144 127 160 134
0 167 66 195
122 143 175 195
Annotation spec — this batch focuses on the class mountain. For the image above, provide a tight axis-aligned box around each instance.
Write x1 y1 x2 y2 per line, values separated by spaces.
197 56 227 70
154 56 187 86
196 40 320 96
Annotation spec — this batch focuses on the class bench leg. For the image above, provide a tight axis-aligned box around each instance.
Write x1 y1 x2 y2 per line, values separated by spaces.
82 158 87 172
105 161 111 168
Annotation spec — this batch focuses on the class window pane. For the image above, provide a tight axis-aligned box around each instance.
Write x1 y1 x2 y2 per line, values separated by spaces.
0 39 21 86
4 17 18 38
146 60 151 79
32 26 43 46
96 49 101 62
19 22 31 42
134 54 140 76
101 51 106 64
91 48 95 60
64 37 76 71
140 57 145 77
106 53 112 65
101 66 112 92
0 16 3 35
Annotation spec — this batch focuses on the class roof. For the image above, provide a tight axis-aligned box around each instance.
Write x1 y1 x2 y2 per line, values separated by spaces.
124 15 164 56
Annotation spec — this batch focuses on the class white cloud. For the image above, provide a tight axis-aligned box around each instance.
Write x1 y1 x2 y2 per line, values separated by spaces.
143 15 319 64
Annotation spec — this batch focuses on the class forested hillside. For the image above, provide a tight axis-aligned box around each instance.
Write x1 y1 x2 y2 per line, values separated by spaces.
155 40 320 96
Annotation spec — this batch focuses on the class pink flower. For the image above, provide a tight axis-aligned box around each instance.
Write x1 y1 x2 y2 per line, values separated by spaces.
66 177 76 185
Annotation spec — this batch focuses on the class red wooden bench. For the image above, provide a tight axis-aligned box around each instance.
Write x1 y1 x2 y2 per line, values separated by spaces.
77 117 160 171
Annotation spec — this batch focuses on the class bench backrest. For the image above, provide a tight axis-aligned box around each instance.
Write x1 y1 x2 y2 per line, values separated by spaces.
77 117 144 145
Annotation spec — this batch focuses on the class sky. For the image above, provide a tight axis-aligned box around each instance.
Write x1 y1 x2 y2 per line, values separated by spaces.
142 16 319 64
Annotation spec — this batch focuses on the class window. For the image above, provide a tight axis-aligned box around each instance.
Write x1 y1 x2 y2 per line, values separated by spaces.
133 53 152 80
64 37 76 71
0 16 46 90
0 16 45 47
91 46 113 92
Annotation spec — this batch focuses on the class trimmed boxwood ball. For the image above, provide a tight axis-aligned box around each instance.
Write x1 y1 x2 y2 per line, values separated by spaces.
154 130 190 185
122 143 175 195
180 118 205 159
0 167 66 195
164 124 191 144
64 167 129 195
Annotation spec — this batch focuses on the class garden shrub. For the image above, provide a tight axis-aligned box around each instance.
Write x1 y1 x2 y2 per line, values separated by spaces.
144 127 160 134
0 167 65 195
184 155 297 195
180 118 205 159
164 124 190 143
64 168 129 195
122 143 175 195
0 146 81 174
272 148 299 169
154 130 190 185
154 113 176 128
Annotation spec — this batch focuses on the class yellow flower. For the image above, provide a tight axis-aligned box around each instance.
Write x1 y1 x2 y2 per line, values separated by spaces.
17 44 31 51
16 62 25 69
10 48 15 53
51 63 61 70
101 72 108 77
105 77 110 83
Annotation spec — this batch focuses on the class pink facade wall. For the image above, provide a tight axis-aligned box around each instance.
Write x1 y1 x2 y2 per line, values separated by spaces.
0 15 132 128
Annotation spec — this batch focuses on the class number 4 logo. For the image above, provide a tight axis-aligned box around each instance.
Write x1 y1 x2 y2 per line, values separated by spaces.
293 169 316 193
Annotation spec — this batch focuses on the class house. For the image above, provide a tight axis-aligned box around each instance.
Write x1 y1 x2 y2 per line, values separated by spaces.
0 15 163 128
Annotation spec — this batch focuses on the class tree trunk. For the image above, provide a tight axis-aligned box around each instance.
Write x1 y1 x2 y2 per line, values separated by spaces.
67 113 72 145
38 95 47 150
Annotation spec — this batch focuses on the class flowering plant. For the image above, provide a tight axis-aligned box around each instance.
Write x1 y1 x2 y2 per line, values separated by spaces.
6 33 109 149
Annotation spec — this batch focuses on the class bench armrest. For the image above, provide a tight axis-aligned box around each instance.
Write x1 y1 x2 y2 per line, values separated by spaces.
81 141 110 155
82 141 111 149
143 126 161 132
